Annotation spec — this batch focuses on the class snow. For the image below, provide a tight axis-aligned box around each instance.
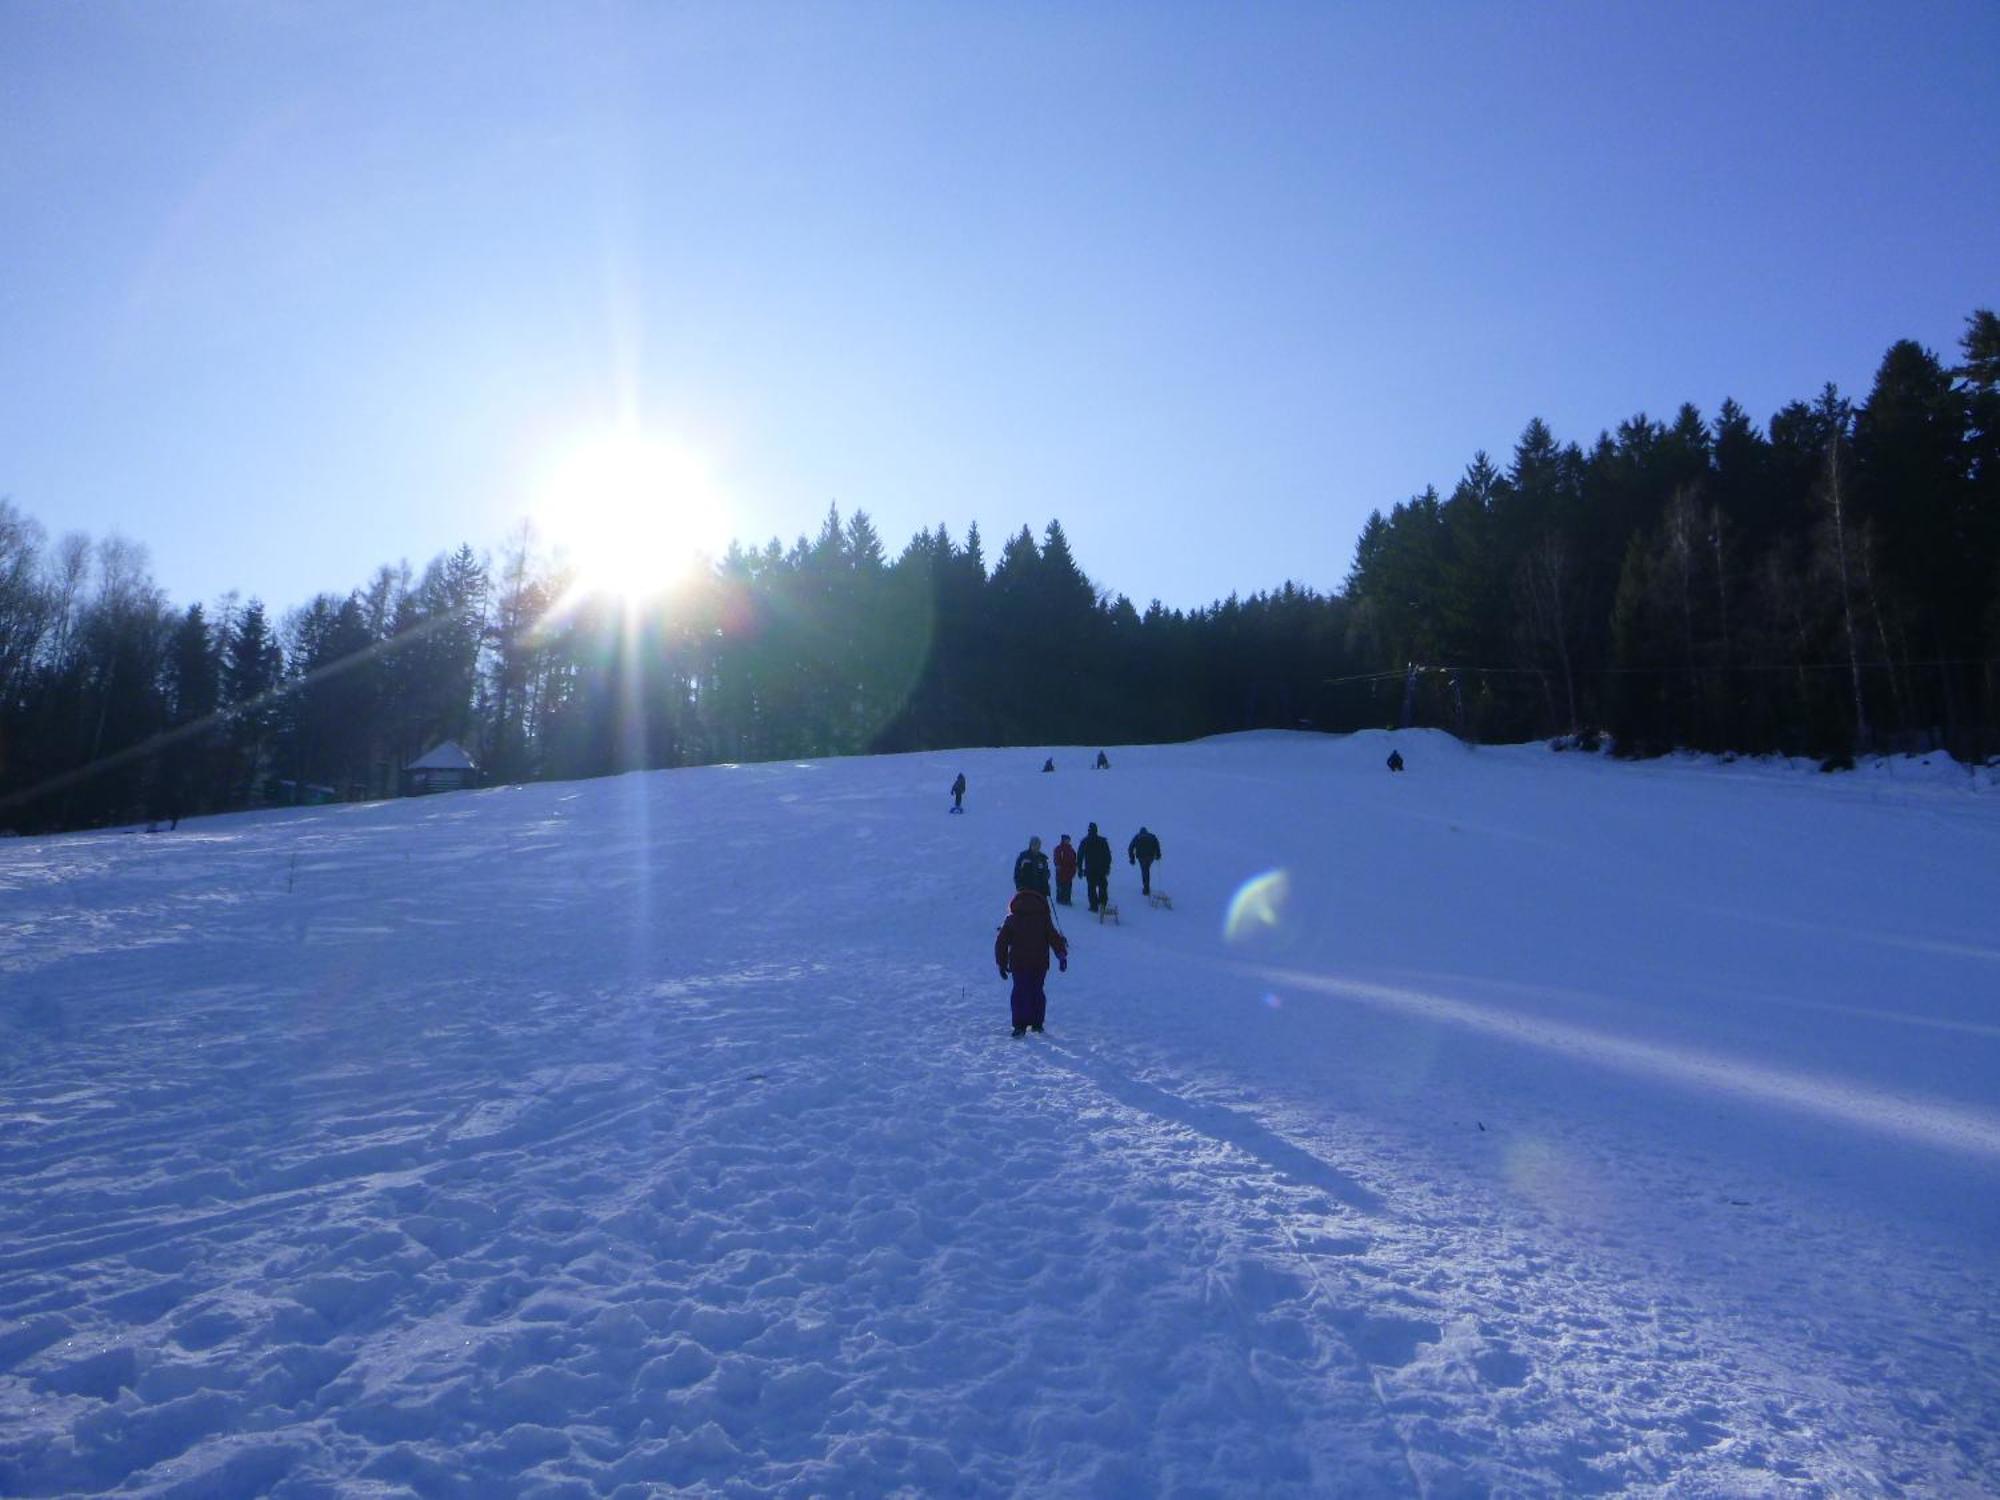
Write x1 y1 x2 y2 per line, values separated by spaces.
3 729 1997 1496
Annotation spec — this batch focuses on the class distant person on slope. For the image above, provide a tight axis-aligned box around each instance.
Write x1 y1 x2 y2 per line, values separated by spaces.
1095 750 1110 769
1041 757 1056 773
951 771 967 812
1052 833 1079 906
995 886 1068 1037
1078 822 1113 913
1386 750 1404 773
1128 826 1162 896
1012 835 1052 899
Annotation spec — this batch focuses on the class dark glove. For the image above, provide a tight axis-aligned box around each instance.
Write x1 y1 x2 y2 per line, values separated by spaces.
1058 955 1067 972
998 965 1009 980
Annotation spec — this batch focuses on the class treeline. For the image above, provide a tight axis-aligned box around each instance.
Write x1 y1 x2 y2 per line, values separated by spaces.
2 312 1995 833
0 505 1365 833
1345 312 2000 760
0 530 494 832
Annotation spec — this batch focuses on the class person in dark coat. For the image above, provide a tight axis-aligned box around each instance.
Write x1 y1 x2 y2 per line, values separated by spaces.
995 888 1068 1036
1094 750 1110 769
1052 833 1078 906
1041 757 1056 773
1128 826 1162 896
951 771 967 811
1077 822 1113 912
1012 835 1052 898
1386 750 1404 772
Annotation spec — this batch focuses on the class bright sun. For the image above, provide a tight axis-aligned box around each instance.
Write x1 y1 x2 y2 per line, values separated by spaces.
536 431 726 601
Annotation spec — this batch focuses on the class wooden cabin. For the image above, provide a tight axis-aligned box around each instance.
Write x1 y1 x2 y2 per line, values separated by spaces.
402 740 478 796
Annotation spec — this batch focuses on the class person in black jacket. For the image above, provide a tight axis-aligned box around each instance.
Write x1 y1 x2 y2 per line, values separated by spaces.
1128 826 1161 896
1094 750 1110 769
951 771 967 811
1077 822 1113 913
1012 835 1052 899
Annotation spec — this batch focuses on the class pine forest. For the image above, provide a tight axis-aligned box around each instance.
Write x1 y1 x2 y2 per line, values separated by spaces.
3 313 1997 834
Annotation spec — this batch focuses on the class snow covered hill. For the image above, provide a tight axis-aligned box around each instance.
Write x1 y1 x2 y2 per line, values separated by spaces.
3 731 1997 1496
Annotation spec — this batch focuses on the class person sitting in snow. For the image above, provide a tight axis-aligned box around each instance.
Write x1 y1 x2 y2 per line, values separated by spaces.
1041 757 1056 773
1012 835 1052 899
1052 833 1079 906
995 885 1068 1036
951 771 967 811
1386 749 1404 772
1078 822 1113 913
1128 825 1162 896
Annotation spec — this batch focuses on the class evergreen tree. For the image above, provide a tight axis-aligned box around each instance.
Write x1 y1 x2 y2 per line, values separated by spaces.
485 525 554 784
1855 339 1976 748
287 593 378 799
222 600 284 803
1955 310 2000 740
161 603 222 816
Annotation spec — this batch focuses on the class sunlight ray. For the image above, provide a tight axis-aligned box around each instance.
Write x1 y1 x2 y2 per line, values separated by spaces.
1245 963 2000 1161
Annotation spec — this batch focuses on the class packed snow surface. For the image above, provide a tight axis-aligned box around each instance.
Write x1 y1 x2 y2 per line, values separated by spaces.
3 730 1998 1496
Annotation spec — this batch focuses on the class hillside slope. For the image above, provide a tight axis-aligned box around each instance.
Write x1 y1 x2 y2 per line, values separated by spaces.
3 732 1997 1495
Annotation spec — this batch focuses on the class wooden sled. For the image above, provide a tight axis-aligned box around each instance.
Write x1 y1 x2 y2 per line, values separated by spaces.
1145 891 1173 910
1098 902 1120 925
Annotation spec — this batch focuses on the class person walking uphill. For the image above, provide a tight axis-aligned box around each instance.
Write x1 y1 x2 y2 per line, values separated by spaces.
1052 833 1078 906
995 887 1068 1036
1012 835 1052 899
1128 826 1162 896
951 771 967 812
1078 823 1113 913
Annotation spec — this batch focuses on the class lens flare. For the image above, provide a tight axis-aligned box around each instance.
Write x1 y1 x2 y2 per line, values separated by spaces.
1224 869 1291 945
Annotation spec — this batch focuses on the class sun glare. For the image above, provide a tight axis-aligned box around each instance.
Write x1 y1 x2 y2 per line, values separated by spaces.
537 431 727 601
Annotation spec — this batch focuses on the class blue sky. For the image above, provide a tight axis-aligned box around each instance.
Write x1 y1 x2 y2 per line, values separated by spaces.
3 2 1996 614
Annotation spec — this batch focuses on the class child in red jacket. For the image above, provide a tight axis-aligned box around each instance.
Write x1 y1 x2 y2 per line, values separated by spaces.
995 889 1069 1036
1052 833 1079 906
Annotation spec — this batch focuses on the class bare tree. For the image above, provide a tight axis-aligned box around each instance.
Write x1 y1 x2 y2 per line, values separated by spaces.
46 531 91 671
0 499 52 701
